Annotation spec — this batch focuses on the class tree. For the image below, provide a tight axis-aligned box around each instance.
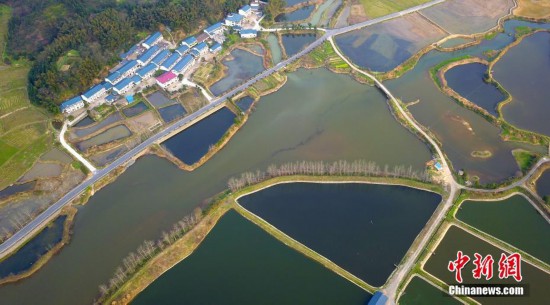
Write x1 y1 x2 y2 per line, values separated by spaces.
264 0 287 21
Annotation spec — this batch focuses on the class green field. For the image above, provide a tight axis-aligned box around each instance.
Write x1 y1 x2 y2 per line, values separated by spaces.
0 4 51 189
360 0 431 18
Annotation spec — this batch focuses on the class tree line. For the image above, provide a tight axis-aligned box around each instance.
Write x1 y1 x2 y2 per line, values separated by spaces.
4 0 247 112
227 160 432 192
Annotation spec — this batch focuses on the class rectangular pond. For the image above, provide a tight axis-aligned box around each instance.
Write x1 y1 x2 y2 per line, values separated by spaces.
146 91 177 108
76 125 132 152
275 5 315 22
70 112 123 139
235 96 254 113
132 210 372 305
162 107 236 165
281 33 317 57
158 104 187 123
399 276 461 305
121 101 149 118
238 182 441 287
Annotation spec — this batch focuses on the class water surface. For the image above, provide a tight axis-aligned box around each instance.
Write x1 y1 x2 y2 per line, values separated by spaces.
275 5 315 22
536 169 550 199
239 183 441 286
122 102 149 118
399 276 461 305
210 49 264 96
236 96 254 112
76 125 132 152
281 33 317 57
132 210 372 305
267 34 282 64
158 104 187 123
146 91 177 108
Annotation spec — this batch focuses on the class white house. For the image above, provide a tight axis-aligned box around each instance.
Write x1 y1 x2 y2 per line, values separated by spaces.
190 42 209 58
136 63 158 79
204 22 224 38
113 78 136 95
81 84 106 103
239 5 252 16
60 96 85 114
225 14 244 27
240 29 257 38
210 42 222 53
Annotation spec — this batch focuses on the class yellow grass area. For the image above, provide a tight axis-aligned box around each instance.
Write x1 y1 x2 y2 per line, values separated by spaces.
360 0 431 18
0 4 52 189
515 0 550 19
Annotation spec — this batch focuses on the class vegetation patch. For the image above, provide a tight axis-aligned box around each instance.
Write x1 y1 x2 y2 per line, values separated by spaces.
470 150 492 159
360 0 430 19
512 149 540 174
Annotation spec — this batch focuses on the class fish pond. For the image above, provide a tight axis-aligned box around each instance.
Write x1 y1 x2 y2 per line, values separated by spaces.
0 68 431 305
121 102 149 118
146 91 177 108
70 112 123 139
0 215 65 279
210 49 264 96
275 5 315 22
424 225 550 305
236 96 254 113
132 210 372 305
494 31 550 136
457 194 550 263
399 276 461 305
72 116 94 128
238 182 441 286
0 181 35 201
445 62 505 116
281 33 317 57
76 125 132 152
536 169 550 199
162 107 236 165
267 34 282 64
158 103 187 123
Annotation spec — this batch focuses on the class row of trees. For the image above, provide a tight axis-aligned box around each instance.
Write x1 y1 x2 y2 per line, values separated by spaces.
96 210 202 301
227 160 432 192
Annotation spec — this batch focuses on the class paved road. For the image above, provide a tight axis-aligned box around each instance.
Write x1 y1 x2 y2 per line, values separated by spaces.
0 0 452 267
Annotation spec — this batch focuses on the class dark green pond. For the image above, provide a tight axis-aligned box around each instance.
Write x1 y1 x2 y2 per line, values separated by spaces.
0 216 65 278
457 195 550 264
122 102 149 118
275 5 314 22
399 276 461 305
162 107 236 165
445 62 505 116
210 49 264 96
158 103 187 123
282 33 317 57
236 96 254 112
238 182 441 287
424 226 550 305
536 169 550 199
72 116 94 128
132 210 371 305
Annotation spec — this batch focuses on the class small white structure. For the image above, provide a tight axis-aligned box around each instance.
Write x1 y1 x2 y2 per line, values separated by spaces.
239 5 252 16
240 29 257 38
210 43 222 53
60 96 85 114
191 42 209 58
81 84 106 103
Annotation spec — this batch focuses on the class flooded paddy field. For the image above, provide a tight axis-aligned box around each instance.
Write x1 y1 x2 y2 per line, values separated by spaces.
424 225 550 305
457 195 550 263
210 49 264 96
445 62 505 116
146 91 177 108
158 104 187 123
69 112 123 140
281 33 317 57
0 215 65 279
494 31 550 136
275 5 315 23
421 0 514 35
238 183 441 286
536 169 550 199
132 210 372 305
121 101 149 118
0 68 430 304
90 145 129 167
75 125 132 152
40 148 72 164
335 13 446 72
399 276 461 305
162 107 236 165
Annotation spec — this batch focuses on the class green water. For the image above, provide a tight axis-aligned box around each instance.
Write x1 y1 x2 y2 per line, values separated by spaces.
536 169 550 199
0 68 430 305
267 34 282 64
399 276 461 305
132 210 372 305
424 226 550 305
238 182 441 287
457 195 550 264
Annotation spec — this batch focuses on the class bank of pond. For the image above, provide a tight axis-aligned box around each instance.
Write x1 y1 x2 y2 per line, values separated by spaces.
132 210 372 305
456 194 550 264
0 215 66 280
424 225 550 305
238 182 441 287
399 276 461 305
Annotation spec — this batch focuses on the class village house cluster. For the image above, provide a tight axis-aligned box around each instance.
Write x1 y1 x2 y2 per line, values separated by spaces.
60 1 263 115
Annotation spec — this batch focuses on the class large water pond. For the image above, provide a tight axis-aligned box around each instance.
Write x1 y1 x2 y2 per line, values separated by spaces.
494 31 550 136
445 62 505 116
424 225 550 305
399 276 461 305
457 195 550 263
0 68 430 304
146 91 177 108
385 19 550 183
239 182 441 287
162 107 236 165
335 13 446 72
281 33 317 57
0 215 65 279
275 5 315 22
158 103 187 123
536 169 550 199
76 125 132 152
210 49 264 96
133 210 372 305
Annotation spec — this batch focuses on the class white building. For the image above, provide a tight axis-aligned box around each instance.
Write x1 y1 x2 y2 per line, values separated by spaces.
156 71 178 88
240 29 257 38
113 78 136 95
142 32 163 49
81 84 106 103
225 14 244 27
204 22 224 38
60 96 85 114
239 5 252 16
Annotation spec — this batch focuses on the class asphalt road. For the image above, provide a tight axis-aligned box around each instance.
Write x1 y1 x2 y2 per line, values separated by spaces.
0 0 449 260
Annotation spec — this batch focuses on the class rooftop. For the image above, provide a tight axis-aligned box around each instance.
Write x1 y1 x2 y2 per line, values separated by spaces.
136 63 158 77
82 84 104 99
240 5 251 12
106 71 121 83
176 44 190 55
226 14 244 23
156 71 177 84
143 32 162 46
240 29 257 35
182 36 197 46
162 53 181 68
114 78 134 91
138 45 161 63
205 22 224 34
151 49 171 66
118 60 139 76
60 96 83 111
172 55 194 73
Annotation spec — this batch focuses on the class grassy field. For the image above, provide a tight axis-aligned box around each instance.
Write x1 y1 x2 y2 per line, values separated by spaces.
515 0 550 19
360 0 430 18
512 149 540 173
0 4 52 189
